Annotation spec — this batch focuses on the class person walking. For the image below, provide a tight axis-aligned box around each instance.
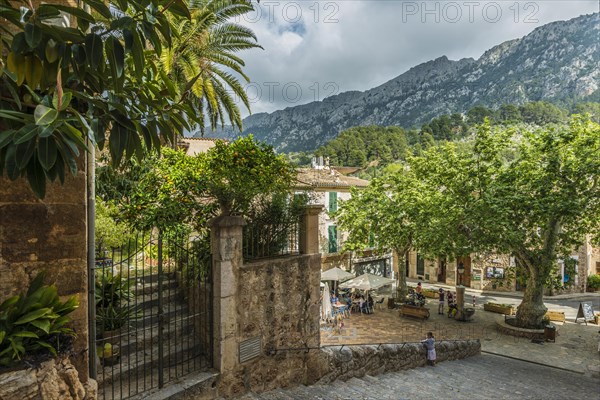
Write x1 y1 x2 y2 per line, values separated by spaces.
438 288 445 315
422 331 436 366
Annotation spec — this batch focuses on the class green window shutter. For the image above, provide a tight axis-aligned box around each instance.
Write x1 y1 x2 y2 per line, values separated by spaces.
328 225 338 253
368 232 375 248
329 192 337 212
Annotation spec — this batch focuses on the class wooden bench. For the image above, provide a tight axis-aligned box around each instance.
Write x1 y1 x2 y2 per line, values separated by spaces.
399 304 430 320
545 310 565 322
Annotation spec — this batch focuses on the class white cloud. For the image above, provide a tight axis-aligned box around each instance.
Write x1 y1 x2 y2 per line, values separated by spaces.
225 0 599 118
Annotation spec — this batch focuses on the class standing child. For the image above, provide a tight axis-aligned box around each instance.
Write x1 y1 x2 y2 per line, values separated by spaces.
438 288 445 315
422 332 436 366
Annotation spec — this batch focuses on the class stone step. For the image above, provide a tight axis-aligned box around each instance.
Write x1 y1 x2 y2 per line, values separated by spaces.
97 339 208 386
131 278 179 296
137 272 177 284
239 354 599 400
97 316 197 356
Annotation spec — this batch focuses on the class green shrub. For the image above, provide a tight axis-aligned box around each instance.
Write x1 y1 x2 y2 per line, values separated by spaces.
95 271 138 333
587 274 600 289
0 273 78 367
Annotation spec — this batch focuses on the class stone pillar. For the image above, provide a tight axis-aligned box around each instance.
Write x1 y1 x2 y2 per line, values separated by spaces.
455 285 465 321
211 215 245 373
299 205 322 255
0 165 89 381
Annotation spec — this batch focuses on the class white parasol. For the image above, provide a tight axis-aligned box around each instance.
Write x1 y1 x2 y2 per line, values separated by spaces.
339 273 395 291
321 267 354 282
321 282 332 321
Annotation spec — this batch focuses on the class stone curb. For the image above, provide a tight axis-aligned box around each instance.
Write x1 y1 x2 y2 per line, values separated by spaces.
480 350 586 375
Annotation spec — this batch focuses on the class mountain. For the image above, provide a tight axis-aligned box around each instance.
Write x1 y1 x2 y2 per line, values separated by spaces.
197 13 600 152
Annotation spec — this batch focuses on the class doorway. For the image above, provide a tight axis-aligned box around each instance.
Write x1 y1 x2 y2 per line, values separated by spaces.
438 258 447 283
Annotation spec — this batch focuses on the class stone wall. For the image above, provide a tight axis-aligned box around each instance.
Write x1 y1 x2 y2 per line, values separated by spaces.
216 253 322 397
313 340 481 384
472 253 515 292
321 252 352 272
0 172 89 381
0 356 96 400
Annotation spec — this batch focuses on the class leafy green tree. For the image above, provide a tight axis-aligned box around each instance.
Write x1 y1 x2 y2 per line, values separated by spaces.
95 198 134 256
466 106 495 125
497 104 522 123
123 148 211 231
337 117 599 328
0 0 258 198
104 136 295 232
334 171 429 300
407 118 600 328
476 118 599 327
519 101 567 125
159 0 261 132
314 126 409 167
572 102 600 123
203 135 295 215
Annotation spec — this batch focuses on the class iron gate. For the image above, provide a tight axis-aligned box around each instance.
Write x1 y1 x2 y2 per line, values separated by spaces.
91 230 212 399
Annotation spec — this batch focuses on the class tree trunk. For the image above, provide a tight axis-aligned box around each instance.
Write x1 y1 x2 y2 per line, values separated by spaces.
514 219 561 328
395 249 408 300
515 272 547 328
514 255 548 328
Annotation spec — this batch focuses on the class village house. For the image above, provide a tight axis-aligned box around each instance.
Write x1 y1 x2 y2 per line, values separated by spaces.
295 157 394 277
402 237 600 294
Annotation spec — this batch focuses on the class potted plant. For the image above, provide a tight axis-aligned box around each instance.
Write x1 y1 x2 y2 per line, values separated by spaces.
95 271 138 342
587 274 600 292
98 343 120 366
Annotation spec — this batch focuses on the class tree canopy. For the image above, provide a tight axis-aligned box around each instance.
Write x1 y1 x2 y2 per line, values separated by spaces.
308 102 599 175
96 136 296 231
0 0 258 198
335 117 600 328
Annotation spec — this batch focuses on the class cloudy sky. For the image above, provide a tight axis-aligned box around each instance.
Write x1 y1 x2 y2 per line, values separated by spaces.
228 0 598 117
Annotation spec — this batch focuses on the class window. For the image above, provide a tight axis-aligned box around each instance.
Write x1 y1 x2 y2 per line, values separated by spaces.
416 253 425 276
328 192 337 212
596 261 600 274
328 225 338 253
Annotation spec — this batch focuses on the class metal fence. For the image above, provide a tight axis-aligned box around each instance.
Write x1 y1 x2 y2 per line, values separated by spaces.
91 230 212 400
243 218 301 261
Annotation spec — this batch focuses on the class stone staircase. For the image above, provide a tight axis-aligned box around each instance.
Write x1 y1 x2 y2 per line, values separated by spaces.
97 272 211 400
234 354 599 399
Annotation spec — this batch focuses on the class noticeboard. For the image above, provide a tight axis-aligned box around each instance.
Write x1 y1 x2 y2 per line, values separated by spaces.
575 302 595 324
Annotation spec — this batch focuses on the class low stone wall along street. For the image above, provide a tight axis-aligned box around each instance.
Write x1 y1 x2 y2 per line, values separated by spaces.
314 340 481 384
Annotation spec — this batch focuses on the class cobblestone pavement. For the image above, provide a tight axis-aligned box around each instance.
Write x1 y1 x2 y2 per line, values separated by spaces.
320 301 600 376
236 353 600 400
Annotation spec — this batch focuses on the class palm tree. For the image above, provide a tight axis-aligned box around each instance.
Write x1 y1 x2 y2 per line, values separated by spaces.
160 0 262 133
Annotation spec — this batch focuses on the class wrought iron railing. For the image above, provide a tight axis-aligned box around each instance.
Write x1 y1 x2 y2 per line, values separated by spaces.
92 230 212 400
243 218 301 261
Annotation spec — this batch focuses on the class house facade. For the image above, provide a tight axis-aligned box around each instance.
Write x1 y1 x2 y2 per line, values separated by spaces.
401 237 600 294
295 159 393 277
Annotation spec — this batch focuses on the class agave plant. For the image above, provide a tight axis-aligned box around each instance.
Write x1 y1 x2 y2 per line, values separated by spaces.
95 271 139 333
159 0 262 132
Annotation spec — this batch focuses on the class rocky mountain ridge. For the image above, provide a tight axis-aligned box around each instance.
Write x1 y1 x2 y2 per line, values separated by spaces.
198 13 599 152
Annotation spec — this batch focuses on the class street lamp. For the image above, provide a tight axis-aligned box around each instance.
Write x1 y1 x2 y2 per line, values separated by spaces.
457 262 465 286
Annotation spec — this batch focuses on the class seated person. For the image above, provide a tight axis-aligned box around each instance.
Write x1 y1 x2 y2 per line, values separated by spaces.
359 295 370 313
415 282 423 294
367 294 374 314
331 293 339 304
